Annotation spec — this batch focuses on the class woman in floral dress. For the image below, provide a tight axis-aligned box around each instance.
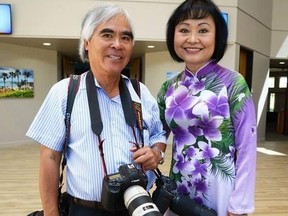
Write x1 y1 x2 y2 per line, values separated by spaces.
157 0 257 215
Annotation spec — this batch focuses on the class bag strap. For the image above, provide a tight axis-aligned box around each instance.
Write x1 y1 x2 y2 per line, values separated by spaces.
131 79 143 131
131 79 140 97
131 79 163 178
59 75 81 189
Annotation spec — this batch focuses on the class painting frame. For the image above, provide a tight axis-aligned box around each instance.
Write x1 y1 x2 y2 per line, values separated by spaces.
0 66 34 98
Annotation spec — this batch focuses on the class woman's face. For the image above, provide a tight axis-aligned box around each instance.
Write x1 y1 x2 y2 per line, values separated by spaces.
174 15 216 73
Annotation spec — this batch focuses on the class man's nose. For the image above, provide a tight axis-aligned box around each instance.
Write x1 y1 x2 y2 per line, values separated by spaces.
111 37 123 49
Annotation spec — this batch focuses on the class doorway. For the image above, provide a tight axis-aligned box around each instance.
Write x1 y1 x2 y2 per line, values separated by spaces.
239 46 253 90
266 59 288 139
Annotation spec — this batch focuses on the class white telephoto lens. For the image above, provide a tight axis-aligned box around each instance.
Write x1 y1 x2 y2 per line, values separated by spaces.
124 185 161 216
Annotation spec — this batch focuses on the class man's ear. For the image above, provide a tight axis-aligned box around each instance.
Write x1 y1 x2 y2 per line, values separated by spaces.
84 40 89 50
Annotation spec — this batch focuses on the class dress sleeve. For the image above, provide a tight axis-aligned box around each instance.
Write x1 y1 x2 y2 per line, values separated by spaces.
228 74 257 214
157 81 172 137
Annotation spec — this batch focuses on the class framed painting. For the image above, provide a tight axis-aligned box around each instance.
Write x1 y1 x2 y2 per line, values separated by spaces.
0 66 34 98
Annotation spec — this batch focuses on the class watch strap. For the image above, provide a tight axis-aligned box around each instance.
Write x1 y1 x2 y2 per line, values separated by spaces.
152 146 165 164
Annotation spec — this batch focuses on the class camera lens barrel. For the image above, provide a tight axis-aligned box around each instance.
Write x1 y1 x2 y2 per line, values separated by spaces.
124 185 162 216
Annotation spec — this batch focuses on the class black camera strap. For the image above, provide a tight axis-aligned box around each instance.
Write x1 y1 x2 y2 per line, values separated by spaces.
86 71 141 177
86 71 107 176
86 71 103 135
59 74 81 194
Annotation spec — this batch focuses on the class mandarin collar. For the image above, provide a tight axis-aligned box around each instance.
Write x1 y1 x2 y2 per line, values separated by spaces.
184 60 218 77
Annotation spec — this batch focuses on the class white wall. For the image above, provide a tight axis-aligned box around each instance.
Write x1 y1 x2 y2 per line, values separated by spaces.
271 0 288 58
236 10 271 56
4 0 183 41
251 53 271 141
271 0 288 30
237 0 272 29
143 51 184 98
0 43 58 146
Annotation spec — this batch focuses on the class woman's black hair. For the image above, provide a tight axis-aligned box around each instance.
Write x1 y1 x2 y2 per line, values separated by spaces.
166 0 228 63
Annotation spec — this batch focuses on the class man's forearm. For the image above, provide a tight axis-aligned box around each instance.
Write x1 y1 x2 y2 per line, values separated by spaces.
39 145 62 216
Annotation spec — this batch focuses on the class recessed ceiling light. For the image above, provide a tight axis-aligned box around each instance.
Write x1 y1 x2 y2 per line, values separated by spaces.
43 42 51 46
279 61 285 65
147 45 155 49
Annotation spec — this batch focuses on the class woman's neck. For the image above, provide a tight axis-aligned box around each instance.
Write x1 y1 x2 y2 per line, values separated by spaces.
186 60 213 75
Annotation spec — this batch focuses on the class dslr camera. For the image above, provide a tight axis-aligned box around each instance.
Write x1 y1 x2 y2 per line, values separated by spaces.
101 164 161 216
152 175 217 216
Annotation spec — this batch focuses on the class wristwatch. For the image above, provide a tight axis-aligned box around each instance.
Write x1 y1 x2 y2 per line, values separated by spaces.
152 146 165 165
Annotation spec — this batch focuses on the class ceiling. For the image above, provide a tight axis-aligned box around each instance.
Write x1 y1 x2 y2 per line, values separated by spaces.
0 36 167 62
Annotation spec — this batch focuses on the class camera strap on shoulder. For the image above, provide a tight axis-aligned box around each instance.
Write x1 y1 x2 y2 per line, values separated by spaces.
86 71 107 175
59 74 81 193
130 79 144 146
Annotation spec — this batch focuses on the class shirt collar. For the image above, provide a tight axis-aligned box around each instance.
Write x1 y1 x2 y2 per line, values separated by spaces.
78 72 141 104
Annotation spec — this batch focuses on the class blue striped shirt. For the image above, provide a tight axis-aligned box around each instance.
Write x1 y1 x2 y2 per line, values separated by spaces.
26 72 166 202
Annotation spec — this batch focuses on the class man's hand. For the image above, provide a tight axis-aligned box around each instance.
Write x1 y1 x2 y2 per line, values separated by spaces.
131 143 166 171
131 146 160 171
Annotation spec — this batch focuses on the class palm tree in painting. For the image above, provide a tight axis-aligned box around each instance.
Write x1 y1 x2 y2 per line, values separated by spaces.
15 69 21 89
0 72 9 89
22 70 32 89
9 70 16 89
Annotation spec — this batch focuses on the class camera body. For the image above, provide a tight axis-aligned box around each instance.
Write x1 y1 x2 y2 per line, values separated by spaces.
152 175 217 216
152 175 176 213
101 164 148 212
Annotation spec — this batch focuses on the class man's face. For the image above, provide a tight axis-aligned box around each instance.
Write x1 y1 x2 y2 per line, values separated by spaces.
85 14 134 76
